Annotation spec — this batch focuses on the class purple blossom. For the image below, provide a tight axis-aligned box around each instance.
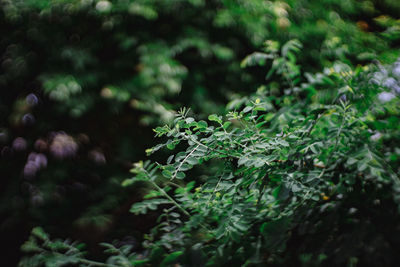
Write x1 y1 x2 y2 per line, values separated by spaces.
393 85 400 94
22 113 35 126
27 152 37 162
378 92 395 102
12 137 27 152
25 93 38 106
23 161 39 179
30 194 44 207
339 94 347 102
50 133 78 159
36 153 48 168
393 63 400 78
370 132 382 141
27 152 47 168
23 152 48 178
371 71 386 85
89 150 106 165
383 77 397 89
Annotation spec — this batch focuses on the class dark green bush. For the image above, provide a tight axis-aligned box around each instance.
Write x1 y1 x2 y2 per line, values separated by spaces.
0 0 399 266
20 40 400 266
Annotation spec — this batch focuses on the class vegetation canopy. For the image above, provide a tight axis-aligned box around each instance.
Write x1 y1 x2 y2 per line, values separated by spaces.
20 40 400 266
1 0 400 266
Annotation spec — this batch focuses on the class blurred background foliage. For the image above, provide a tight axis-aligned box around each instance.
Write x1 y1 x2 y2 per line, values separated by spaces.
0 0 399 265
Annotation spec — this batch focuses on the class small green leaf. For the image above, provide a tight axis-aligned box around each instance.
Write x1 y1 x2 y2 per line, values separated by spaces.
196 120 208 129
121 179 134 187
223 121 232 130
186 157 198 165
161 251 184 266
167 142 175 150
175 171 186 179
21 240 42 253
243 106 253 113
162 170 173 178
31 227 49 241
208 114 222 124
185 117 195 124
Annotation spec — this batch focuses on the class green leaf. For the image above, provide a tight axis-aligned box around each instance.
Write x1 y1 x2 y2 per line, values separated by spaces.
196 120 208 129
234 222 249 232
208 114 222 124
160 251 184 266
347 157 357 165
243 106 253 113
185 117 195 124
240 52 273 68
31 227 49 241
186 157 198 165
175 171 186 179
130 199 171 215
21 240 42 253
162 170 173 178
121 179 134 187
132 259 150 266
167 142 176 150
223 121 232 130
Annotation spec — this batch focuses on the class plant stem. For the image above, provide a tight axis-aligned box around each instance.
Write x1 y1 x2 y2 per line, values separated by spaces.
79 258 121 267
149 179 191 217
172 144 199 180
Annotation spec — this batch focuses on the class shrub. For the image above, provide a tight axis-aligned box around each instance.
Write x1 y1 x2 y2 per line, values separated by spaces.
20 41 400 266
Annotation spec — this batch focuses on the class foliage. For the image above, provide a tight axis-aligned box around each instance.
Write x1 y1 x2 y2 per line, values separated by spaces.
1 1 284 264
20 40 400 266
1 0 400 265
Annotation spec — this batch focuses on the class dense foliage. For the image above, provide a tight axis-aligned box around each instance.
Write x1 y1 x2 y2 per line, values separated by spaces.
0 0 400 266
20 41 400 266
